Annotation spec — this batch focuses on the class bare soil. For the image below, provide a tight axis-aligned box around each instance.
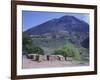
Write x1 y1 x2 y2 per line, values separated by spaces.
22 55 89 69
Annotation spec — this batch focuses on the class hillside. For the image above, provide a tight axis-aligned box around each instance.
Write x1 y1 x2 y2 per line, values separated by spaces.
25 15 89 35
23 15 89 61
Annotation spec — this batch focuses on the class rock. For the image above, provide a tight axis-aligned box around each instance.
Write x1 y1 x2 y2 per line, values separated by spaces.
42 55 47 61
32 54 38 61
26 54 67 62
47 55 50 60
26 54 33 59
57 55 65 61
49 55 59 61
38 55 47 62
27 54 38 61
27 54 47 61
66 57 73 61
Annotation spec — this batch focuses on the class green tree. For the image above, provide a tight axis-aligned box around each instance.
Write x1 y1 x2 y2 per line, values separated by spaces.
26 45 44 55
22 33 33 53
62 43 81 60
53 50 66 56
53 50 67 60
22 33 44 55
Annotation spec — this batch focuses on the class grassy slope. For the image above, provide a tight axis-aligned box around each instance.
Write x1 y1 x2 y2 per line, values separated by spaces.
31 37 89 61
32 38 67 54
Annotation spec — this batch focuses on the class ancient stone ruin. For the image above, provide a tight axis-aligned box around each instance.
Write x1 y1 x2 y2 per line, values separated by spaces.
26 54 73 62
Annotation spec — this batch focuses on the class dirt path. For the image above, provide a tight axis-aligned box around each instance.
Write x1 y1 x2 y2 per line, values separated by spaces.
22 55 89 69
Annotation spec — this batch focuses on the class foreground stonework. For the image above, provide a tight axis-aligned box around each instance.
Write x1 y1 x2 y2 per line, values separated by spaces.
26 54 73 62
22 55 89 69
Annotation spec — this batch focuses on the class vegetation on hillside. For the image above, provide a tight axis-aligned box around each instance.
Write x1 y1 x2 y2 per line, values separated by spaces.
22 33 44 55
23 33 88 61
53 43 81 60
62 43 81 60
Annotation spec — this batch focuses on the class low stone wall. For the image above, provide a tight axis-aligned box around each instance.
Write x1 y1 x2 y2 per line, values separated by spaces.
26 54 73 62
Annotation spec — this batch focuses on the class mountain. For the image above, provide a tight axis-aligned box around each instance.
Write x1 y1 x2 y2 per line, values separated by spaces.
24 15 89 35
81 37 89 48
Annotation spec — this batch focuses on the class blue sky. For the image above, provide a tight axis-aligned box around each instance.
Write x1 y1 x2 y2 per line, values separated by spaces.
22 11 89 31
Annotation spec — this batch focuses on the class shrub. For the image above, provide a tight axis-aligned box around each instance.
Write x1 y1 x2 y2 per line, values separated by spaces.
22 33 33 52
22 33 44 55
62 43 81 60
53 50 66 57
26 45 44 55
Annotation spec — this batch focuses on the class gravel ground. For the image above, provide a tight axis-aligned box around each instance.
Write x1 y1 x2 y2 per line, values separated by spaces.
22 55 89 69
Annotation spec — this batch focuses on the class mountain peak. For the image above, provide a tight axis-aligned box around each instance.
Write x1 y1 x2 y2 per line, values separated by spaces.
25 15 89 35
60 15 75 19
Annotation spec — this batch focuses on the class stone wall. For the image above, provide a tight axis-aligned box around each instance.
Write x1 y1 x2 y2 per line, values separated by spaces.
26 54 73 62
